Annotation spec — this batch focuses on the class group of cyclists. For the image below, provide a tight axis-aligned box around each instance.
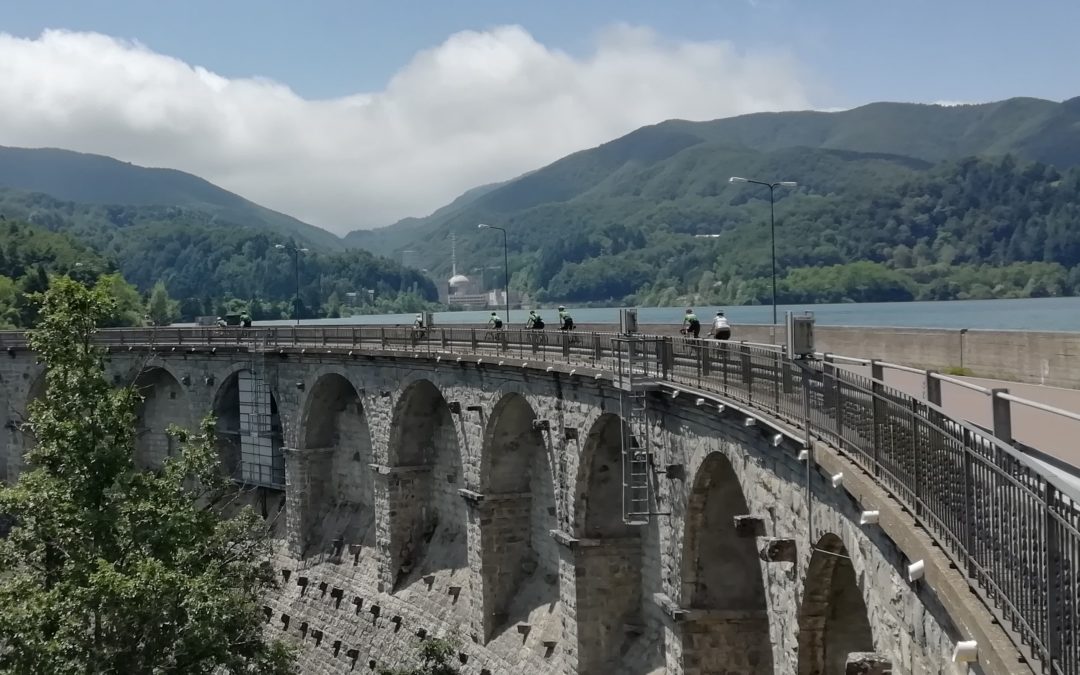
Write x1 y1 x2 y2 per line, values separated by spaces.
682 308 732 340
412 305 731 340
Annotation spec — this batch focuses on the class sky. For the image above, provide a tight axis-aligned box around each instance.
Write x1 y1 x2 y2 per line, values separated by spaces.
0 0 1078 234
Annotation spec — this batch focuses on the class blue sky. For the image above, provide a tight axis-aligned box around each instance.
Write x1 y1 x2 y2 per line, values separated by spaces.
3 0 1077 105
0 1 1077 231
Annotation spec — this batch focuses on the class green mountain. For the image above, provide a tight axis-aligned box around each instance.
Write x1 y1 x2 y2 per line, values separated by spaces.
344 96 1080 305
0 146 342 250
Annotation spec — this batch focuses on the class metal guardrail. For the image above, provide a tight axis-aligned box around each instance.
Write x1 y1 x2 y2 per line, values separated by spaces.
2 325 1077 674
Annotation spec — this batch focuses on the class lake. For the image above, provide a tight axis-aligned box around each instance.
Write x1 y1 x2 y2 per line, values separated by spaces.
253 296 1080 332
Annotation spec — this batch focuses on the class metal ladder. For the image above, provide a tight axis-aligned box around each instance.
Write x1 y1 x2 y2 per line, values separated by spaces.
621 385 652 525
614 335 660 526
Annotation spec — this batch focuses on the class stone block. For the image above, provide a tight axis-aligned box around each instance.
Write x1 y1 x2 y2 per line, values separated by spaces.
845 652 893 674
758 537 797 563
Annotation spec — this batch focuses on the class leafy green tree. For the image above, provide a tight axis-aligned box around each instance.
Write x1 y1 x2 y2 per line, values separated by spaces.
95 273 144 327
0 277 294 674
378 639 460 675
146 279 180 326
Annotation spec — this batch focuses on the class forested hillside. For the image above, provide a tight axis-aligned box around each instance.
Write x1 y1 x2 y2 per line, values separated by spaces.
0 189 438 321
345 96 1080 306
0 146 342 250
0 219 143 328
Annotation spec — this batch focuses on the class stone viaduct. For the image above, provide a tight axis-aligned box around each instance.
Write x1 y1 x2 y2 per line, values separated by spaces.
0 327 1065 675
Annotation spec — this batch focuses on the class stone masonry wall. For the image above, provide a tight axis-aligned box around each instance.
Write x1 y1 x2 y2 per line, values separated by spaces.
0 346 1009 675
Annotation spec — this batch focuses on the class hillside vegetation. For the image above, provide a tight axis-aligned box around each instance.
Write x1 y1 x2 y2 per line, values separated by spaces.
346 96 1080 306
0 190 438 321
0 146 342 250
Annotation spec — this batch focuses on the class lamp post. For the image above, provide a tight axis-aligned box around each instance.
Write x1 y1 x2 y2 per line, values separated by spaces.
275 243 309 325
477 224 510 324
728 177 797 328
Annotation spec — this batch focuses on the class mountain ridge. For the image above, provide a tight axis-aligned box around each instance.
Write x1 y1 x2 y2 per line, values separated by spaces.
0 145 342 250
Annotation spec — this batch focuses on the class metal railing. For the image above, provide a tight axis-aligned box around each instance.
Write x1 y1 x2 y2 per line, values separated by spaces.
2 325 1077 674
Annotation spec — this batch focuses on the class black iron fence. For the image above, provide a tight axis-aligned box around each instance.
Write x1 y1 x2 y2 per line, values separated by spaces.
1 325 1076 674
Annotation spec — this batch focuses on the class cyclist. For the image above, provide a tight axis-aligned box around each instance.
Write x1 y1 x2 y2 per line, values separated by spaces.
711 310 731 340
487 312 504 330
558 305 574 331
682 308 700 338
240 311 252 328
526 310 545 329
413 313 425 329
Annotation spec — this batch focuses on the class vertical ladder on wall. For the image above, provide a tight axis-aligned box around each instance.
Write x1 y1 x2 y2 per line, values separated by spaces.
621 386 652 525
240 338 276 487
615 336 659 526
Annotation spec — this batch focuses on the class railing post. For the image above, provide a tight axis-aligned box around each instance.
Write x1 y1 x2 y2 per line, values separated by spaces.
700 342 710 378
1045 483 1061 665
961 428 975 578
720 342 729 395
662 337 673 380
925 370 942 406
990 388 1012 442
739 342 753 401
870 360 885 475
910 397 921 515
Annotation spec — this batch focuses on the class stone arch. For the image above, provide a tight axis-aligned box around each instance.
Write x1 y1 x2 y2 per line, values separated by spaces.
573 412 646 674
797 532 875 675
295 372 375 556
132 367 189 471
211 367 284 488
477 393 560 644
679 450 773 675
385 379 468 590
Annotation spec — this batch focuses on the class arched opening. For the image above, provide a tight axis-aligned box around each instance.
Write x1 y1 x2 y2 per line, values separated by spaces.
573 413 645 674
133 367 188 471
386 380 467 590
797 533 875 675
680 451 773 675
478 393 559 645
298 373 374 557
212 368 284 488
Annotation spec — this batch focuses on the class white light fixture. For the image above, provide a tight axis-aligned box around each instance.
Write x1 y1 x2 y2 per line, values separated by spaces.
952 640 978 663
860 510 880 525
831 472 843 488
778 181 798 188
569 369 577 376
716 404 726 414
908 559 925 582
771 433 783 447
477 223 489 229
670 391 679 399
744 417 756 427
546 366 554 373
594 373 602 380
797 449 809 461
729 176 748 183
695 397 706 407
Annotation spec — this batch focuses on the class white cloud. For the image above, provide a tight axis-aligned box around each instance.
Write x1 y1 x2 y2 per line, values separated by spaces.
0 26 812 233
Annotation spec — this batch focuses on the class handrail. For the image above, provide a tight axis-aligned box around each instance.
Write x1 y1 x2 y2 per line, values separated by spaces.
5 324 1076 674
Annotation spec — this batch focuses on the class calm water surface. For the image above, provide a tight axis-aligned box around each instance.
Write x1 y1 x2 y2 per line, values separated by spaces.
255 296 1080 332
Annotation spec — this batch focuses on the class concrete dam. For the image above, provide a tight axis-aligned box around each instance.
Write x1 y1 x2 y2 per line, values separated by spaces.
1 326 1074 675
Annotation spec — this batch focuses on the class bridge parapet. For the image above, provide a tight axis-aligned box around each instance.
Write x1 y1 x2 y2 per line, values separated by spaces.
1 324 1076 675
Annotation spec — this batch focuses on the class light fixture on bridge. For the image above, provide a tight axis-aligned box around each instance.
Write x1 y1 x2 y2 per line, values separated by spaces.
476 358 483 366
594 373 602 381
771 433 784 447
859 510 880 525
952 640 978 663
569 369 577 377
907 559 925 582
744 417 756 428
670 390 679 400
797 449 809 461
830 472 843 488
204 375 214 386
546 366 554 373
716 404 726 414
695 397 706 407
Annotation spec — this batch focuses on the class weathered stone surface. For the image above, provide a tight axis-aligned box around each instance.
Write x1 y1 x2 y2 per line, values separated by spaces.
845 651 893 674
0 348 1010 675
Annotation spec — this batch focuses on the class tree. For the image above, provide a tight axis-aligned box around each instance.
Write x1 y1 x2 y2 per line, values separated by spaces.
95 272 144 327
379 639 460 675
0 276 294 674
146 279 179 326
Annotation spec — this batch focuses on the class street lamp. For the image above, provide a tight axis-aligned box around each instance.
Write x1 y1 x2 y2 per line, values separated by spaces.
728 176 798 327
275 243 309 325
477 224 510 324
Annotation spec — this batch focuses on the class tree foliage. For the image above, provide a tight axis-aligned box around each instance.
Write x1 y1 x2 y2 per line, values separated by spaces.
378 639 460 675
0 277 294 674
147 280 179 326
